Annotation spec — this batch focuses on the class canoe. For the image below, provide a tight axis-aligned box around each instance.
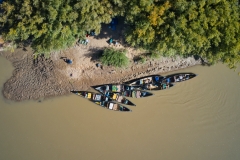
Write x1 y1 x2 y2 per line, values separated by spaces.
123 75 174 91
71 91 132 112
92 84 153 98
162 73 197 83
124 75 164 85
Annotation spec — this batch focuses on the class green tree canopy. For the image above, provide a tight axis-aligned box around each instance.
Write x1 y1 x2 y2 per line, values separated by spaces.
124 0 240 68
0 0 121 54
0 0 240 68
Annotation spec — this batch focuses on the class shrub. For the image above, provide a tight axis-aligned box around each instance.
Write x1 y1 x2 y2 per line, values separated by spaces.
100 48 129 68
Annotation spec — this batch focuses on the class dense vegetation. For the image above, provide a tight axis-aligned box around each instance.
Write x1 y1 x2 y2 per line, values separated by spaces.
100 48 129 67
0 0 122 54
0 0 240 68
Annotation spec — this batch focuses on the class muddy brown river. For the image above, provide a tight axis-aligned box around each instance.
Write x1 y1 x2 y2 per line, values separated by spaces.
0 56 240 160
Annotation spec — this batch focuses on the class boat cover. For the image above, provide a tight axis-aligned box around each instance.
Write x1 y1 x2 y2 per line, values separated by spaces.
87 93 92 98
112 93 117 100
106 85 109 91
109 103 114 109
113 104 118 110
112 85 121 92
117 96 123 102
136 91 141 98
94 94 101 101
132 91 136 97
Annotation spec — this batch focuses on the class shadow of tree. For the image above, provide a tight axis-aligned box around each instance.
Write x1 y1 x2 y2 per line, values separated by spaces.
194 55 211 66
83 47 104 62
93 17 130 48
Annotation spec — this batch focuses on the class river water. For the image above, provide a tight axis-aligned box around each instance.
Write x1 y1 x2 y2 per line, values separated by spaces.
0 56 240 160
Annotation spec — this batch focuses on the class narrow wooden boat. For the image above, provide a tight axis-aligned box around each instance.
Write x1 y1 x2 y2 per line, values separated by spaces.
71 91 132 112
124 75 164 85
162 73 197 83
123 75 174 91
92 84 153 98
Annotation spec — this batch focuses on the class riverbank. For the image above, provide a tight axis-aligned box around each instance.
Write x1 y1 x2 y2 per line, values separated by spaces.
0 42 201 101
0 21 202 101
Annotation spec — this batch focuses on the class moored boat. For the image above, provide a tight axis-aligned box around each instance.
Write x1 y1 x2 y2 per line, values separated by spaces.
71 91 132 112
123 75 175 91
162 73 197 83
124 75 164 85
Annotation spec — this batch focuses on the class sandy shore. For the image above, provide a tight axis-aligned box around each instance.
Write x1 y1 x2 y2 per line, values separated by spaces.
0 22 202 101
0 44 201 101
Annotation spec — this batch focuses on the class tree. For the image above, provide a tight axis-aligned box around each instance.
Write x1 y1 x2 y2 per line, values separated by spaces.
124 0 240 68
